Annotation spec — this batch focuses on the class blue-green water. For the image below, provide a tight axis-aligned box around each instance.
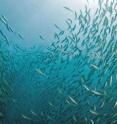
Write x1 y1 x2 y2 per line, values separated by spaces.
0 0 117 124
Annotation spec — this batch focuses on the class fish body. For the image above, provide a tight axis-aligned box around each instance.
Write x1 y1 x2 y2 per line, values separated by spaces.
30 110 37 116
36 68 45 76
114 100 117 108
68 96 78 105
64 7 73 13
73 115 77 122
109 76 113 86
0 16 7 24
90 109 99 116
22 115 32 120
18 34 23 40
90 119 94 124
82 84 90 91
91 90 103 96
91 64 99 70
48 102 55 107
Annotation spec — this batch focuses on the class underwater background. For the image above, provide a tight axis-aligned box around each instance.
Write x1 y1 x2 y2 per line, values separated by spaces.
0 0 117 124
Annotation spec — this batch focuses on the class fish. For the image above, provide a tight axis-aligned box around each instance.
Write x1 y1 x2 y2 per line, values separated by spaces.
1 15 7 22
112 113 117 118
48 101 55 107
71 24 76 31
111 120 117 124
54 24 61 31
21 114 32 120
0 16 7 24
80 76 85 83
91 64 99 70
65 20 71 29
82 84 90 91
36 68 45 76
90 119 95 124
68 96 78 105
91 90 103 96
39 35 44 40
59 31 64 36
85 117 88 124
54 33 60 40
66 99 73 106
109 75 113 86
100 101 105 108
67 18 72 24
18 33 23 40
73 115 77 122
75 11 78 19
114 100 117 108
63 7 73 13
66 99 70 104
0 30 9 45
30 110 38 116
5 24 14 33
90 109 99 116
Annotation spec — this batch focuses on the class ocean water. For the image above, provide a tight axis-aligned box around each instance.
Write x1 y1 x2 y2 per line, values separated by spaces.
0 0 117 124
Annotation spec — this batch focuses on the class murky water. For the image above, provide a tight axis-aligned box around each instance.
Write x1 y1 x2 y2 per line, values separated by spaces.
0 0 117 124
